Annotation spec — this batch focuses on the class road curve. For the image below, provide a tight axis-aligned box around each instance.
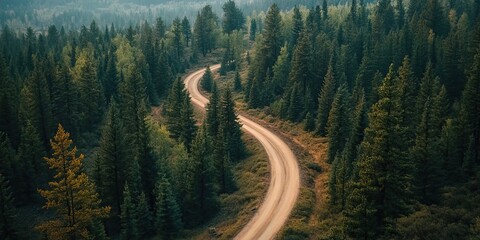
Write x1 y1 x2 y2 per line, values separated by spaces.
184 65 300 240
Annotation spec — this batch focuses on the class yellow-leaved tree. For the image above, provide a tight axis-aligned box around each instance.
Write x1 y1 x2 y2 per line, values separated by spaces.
36 124 110 239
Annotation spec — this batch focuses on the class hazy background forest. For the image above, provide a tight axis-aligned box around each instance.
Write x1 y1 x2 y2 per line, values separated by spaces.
1 0 376 31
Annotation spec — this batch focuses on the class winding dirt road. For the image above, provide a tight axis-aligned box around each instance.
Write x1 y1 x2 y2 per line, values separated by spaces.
184 65 300 240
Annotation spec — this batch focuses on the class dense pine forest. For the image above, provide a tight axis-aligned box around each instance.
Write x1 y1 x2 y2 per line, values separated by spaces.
1 0 480 239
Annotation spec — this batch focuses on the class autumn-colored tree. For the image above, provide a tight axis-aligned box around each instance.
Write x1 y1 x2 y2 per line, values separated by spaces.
36 125 110 240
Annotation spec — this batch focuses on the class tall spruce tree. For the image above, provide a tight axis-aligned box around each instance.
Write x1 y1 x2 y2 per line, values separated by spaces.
120 184 139 240
201 66 214 92
0 174 19 240
97 100 127 217
326 84 351 164
316 64 337 136
155 173 182 238
344 65 413 239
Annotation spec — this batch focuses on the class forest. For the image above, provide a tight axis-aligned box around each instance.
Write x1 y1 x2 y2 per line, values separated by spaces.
1 0 480 239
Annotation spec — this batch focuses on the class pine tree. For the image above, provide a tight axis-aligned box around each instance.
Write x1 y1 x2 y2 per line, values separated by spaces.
136 192 153 238
194 5 218 56
459 47 480 167
219 88 244 161
316 64 336 136
201 66 213 92
287 83 304 122
120 184 139 240
249 19 257 41
206 82 220 138
0 133 15 183
182 17 192 47
36 125 110 239
155 173 182 238
234 68 242 92
73 48 104 131
271 45 290 96
289 29 314 100
344 65 413 239
179 93 197 151
253 3 282 95
0 174 19 240
19 59 54 149
326 84 351 164
16 121 45 204
291 6 304 49
222 0 245 34
51 63 77 133
97 100 127 217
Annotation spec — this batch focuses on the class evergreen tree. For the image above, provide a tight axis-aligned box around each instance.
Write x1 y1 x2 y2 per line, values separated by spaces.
201 66 213 92
316 64 336 136
120 184 138 240
291 6 304 49
16 121 45 204
249 19 257 41
206 82 220 138
289 29 314 100
182 17 192 47
97 100 127 217
219 87 244 161
183 124 218 226
0 133 15 183
179 93 197 151
155 173 182 238
194 5 218 56
234 68 243 92
222 0 245 34
73 48 104 131
51 63 77 133
326 84 351 164
271 45 290 96
19 60 54 149
459 47 480 167
287 83 304 122
36 125 110 239
0 174 19 240
344 65 413 239
136 192 153 238
253 3 282 97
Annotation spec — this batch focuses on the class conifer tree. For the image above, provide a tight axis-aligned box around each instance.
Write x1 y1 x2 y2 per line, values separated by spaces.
316 64 336 136
193 124 218 213
344 65 413 239
219 88 244 161
253 3 282 92
182 17 192 47
326 84 351 164
97 100 127 216
179 93 197 151
136 192 153 238
201 66 213 92
36 125 110 239
249 19 257 41
73 48 104 130
222 0 245 34
206 82 220 137
155 173 182 238
120 184 138 240
287 83 304 122
234 68 242 91
459 47 480 166
16 121 45 203
19 60 54 149
51 63 77 133
289 29 314 99
0 133 15 183
271 45 290 96
291 6 304 49
0 174 19 240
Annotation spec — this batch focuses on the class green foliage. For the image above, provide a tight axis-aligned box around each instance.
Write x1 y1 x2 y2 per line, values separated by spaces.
344 65 413 239
222 0 245 34
201 66 214 92
155 173 182 238
234 68 243 91
315 64 336 136
194 5 218 57
0 174 19 240
120 184 138 240
97 100 127 216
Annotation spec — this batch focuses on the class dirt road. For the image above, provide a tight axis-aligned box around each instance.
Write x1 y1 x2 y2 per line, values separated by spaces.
184 65 300 240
